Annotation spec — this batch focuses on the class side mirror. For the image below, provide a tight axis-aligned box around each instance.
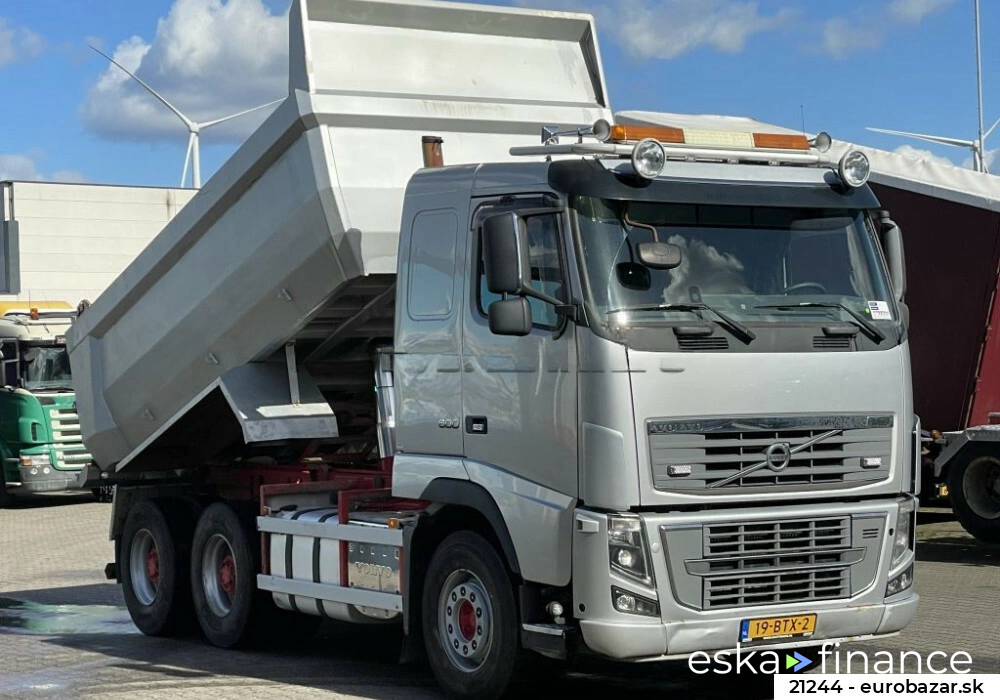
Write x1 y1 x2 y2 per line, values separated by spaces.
616 262 651 290
488 297 532 336
876 213 906 303
637 241 682 270
483 213 529 295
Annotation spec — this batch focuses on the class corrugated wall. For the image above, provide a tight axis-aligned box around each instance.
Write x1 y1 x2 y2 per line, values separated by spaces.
872 183 1000 431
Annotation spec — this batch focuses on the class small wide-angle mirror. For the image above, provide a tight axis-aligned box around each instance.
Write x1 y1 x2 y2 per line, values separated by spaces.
488 297 532 336
483 213 528 295
616 262 652 290
637 241 682 269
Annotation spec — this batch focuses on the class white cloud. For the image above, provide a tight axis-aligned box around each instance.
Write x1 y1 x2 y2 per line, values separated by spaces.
820 0 958 58
987 149 1000 172
0 17 45 68
892 144 956 167
514 0 797 60
821 18 882 59
79 0 288 143
961 148 1000 172
0 153 86 183
888 0 959 24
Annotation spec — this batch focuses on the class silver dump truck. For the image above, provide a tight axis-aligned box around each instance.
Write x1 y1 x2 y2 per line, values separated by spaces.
68 0 919 696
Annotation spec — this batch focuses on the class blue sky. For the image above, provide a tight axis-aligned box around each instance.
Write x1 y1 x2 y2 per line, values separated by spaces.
1 0 997 187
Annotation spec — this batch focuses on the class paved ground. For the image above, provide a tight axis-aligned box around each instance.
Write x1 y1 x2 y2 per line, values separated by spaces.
0 496 997 698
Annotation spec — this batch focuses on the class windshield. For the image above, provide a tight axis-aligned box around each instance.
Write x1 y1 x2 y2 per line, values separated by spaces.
21 345 73 391
573 197 896 342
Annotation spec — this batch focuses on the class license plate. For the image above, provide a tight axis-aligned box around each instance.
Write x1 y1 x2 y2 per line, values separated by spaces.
740 614 816 642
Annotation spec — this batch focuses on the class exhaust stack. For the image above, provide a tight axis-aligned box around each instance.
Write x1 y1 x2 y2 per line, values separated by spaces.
421 136 444 168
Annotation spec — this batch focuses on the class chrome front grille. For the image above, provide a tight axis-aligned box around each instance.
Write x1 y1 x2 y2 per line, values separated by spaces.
661 513 884 611
700 517 853 609
649 414 893 492
48 407 91 468
704 517 851 561
705 569 850 609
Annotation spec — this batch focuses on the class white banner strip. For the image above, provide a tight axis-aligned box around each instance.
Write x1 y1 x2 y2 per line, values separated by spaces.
775 674 996 699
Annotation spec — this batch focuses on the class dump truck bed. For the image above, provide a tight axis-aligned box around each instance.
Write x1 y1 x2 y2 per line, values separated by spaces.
67 0 610 471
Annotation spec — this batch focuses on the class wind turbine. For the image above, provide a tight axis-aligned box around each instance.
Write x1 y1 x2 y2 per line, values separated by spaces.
866 124 999 173
90 46 283 188
867 0 997 174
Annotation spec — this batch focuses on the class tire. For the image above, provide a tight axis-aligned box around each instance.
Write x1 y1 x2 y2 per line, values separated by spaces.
948 454 1000 543
0 470 11 509
422 531 522 700
190 502 261 648
120 499 193 636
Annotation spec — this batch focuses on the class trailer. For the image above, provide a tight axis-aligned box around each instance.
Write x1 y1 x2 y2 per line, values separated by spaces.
862 151 1000 542
68 1 919 697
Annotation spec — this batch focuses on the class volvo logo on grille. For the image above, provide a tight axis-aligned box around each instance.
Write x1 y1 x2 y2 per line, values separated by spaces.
764 442 792 472
708 428 844 489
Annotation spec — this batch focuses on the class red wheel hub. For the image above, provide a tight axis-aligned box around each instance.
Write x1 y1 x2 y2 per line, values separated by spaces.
146 548 160 588
457 600 476 641
219 554 237 595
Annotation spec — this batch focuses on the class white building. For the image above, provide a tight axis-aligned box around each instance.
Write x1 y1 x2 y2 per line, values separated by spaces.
1 181 196 307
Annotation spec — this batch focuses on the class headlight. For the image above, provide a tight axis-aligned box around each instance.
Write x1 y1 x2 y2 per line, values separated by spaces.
891 498 916 567
838 150 870 188
886 564 914 597
608 515 653 585
631 138 666 179
20 454 51 468
612 586 659 617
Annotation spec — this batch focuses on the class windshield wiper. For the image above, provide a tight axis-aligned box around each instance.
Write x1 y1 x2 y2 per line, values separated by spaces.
754 302 885 343
608 303 755 345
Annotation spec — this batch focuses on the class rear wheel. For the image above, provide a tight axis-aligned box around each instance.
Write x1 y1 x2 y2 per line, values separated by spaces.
949 454 1000 543
422 531 522 700
120 499 192 635
191 502 260 648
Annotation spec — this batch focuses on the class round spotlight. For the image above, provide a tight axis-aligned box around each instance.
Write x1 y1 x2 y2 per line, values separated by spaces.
838 150 870 188
592 119 612 142
810 131 832 153
631 138 665 179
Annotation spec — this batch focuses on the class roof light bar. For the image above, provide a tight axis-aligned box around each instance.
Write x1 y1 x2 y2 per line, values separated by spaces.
603 122 811 152
510 121 836 169
606 124 685 144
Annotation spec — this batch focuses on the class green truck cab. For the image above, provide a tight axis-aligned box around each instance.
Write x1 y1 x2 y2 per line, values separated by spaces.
0 309 91 506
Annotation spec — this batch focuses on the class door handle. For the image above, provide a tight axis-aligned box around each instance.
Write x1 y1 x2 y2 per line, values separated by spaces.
465 416 488 435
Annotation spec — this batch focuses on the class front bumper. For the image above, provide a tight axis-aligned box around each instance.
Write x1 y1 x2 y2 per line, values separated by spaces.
573 498 919 660
579 594 918 659
5 464 82 495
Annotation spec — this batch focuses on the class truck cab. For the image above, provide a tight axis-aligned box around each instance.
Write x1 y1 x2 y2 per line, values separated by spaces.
0 308 91 505
387 127 918 664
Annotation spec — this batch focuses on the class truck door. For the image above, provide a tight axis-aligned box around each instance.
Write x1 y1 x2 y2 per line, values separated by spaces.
393 207 465 457
462 202 578 497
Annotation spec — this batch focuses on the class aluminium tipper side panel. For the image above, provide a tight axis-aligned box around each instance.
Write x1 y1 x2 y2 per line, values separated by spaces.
67 0 611 471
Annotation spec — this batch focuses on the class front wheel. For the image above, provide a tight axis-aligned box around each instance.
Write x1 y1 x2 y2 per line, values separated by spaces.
422 531 522 700
949 454 1000 543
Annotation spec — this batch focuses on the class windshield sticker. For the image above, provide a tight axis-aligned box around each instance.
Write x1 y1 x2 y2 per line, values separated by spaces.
867 301 892 321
